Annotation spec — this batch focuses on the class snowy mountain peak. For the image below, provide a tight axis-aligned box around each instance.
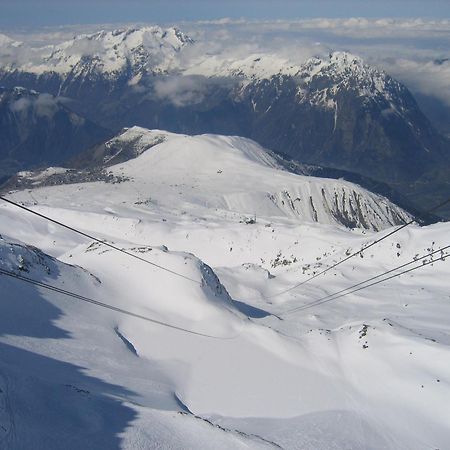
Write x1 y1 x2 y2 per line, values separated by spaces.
187 49 400 110
187 50 376 84
81 127 412 231
329 51 364 67
301 51 382 83
78 25 193 50
291 50 407 109
0 28 401 103
97 126 178 165
25 26 193 75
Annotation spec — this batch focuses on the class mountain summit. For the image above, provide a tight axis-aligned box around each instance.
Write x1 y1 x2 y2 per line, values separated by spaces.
238 51 448 185
5 26 193 76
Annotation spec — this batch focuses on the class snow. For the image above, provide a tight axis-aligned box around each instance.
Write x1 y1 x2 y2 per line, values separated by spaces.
0 129 449 449
184 52 303 80
100 127 175 165
0 33 21 50
7 26 193 75
16 167 69 183
81 128 410 231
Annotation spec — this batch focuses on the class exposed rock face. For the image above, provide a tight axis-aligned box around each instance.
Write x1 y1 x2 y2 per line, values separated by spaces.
237 53 449 185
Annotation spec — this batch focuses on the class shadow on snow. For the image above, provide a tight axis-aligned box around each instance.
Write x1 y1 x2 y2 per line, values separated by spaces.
0 258 138 449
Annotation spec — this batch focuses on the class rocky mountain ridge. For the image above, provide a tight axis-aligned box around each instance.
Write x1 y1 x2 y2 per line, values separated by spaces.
0 26 448 218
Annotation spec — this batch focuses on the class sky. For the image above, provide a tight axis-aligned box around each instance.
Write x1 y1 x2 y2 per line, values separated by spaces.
1 0 449 27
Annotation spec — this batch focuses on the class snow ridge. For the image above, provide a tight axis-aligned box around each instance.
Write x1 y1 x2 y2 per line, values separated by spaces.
4 26 193 76
19 126 412 231
293 52 407 109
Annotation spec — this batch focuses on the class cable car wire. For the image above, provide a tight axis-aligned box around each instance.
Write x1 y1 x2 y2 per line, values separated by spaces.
282 246 449 315
257 197 450 300
0 196 201 284
0 267 237 339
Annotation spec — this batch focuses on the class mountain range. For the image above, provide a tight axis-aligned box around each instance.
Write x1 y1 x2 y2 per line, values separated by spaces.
0 26 449 218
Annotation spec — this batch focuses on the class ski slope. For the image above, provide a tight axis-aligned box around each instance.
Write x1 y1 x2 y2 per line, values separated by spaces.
0 130 449 449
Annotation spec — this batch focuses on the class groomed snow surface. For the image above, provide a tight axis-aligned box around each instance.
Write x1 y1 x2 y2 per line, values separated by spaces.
0 130 449 449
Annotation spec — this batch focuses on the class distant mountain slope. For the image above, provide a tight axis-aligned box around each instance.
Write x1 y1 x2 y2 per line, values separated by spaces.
232 54 450 218
238 53 449 182
65 125 435 224
0 27 193 102
0 86 111 178
0 28 448 217
8 127 413 231
69 126 176 168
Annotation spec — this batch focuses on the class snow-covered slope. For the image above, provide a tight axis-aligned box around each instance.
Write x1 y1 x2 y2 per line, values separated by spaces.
0 28 449 448
1 163 449 448
0 236 275 449
3 26 192 77
0 132 449 449
7 126 412 231
88 127 413 231
183 51 303 80
72 126 178 167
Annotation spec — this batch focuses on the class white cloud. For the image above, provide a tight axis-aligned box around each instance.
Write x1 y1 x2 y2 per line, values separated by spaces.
153 75 235 107
154 75 207 106
9 93 65 118
64 37 106 57
10 97 32 113
34 93 60 117
384 58 450 107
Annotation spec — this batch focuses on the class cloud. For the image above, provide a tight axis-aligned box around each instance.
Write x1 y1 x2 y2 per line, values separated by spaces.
384 58 450 107
34 93 61 117
10 93 65 118
63 36 106 57
153 75 236 107
154 75 206 106
9 97 32 113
